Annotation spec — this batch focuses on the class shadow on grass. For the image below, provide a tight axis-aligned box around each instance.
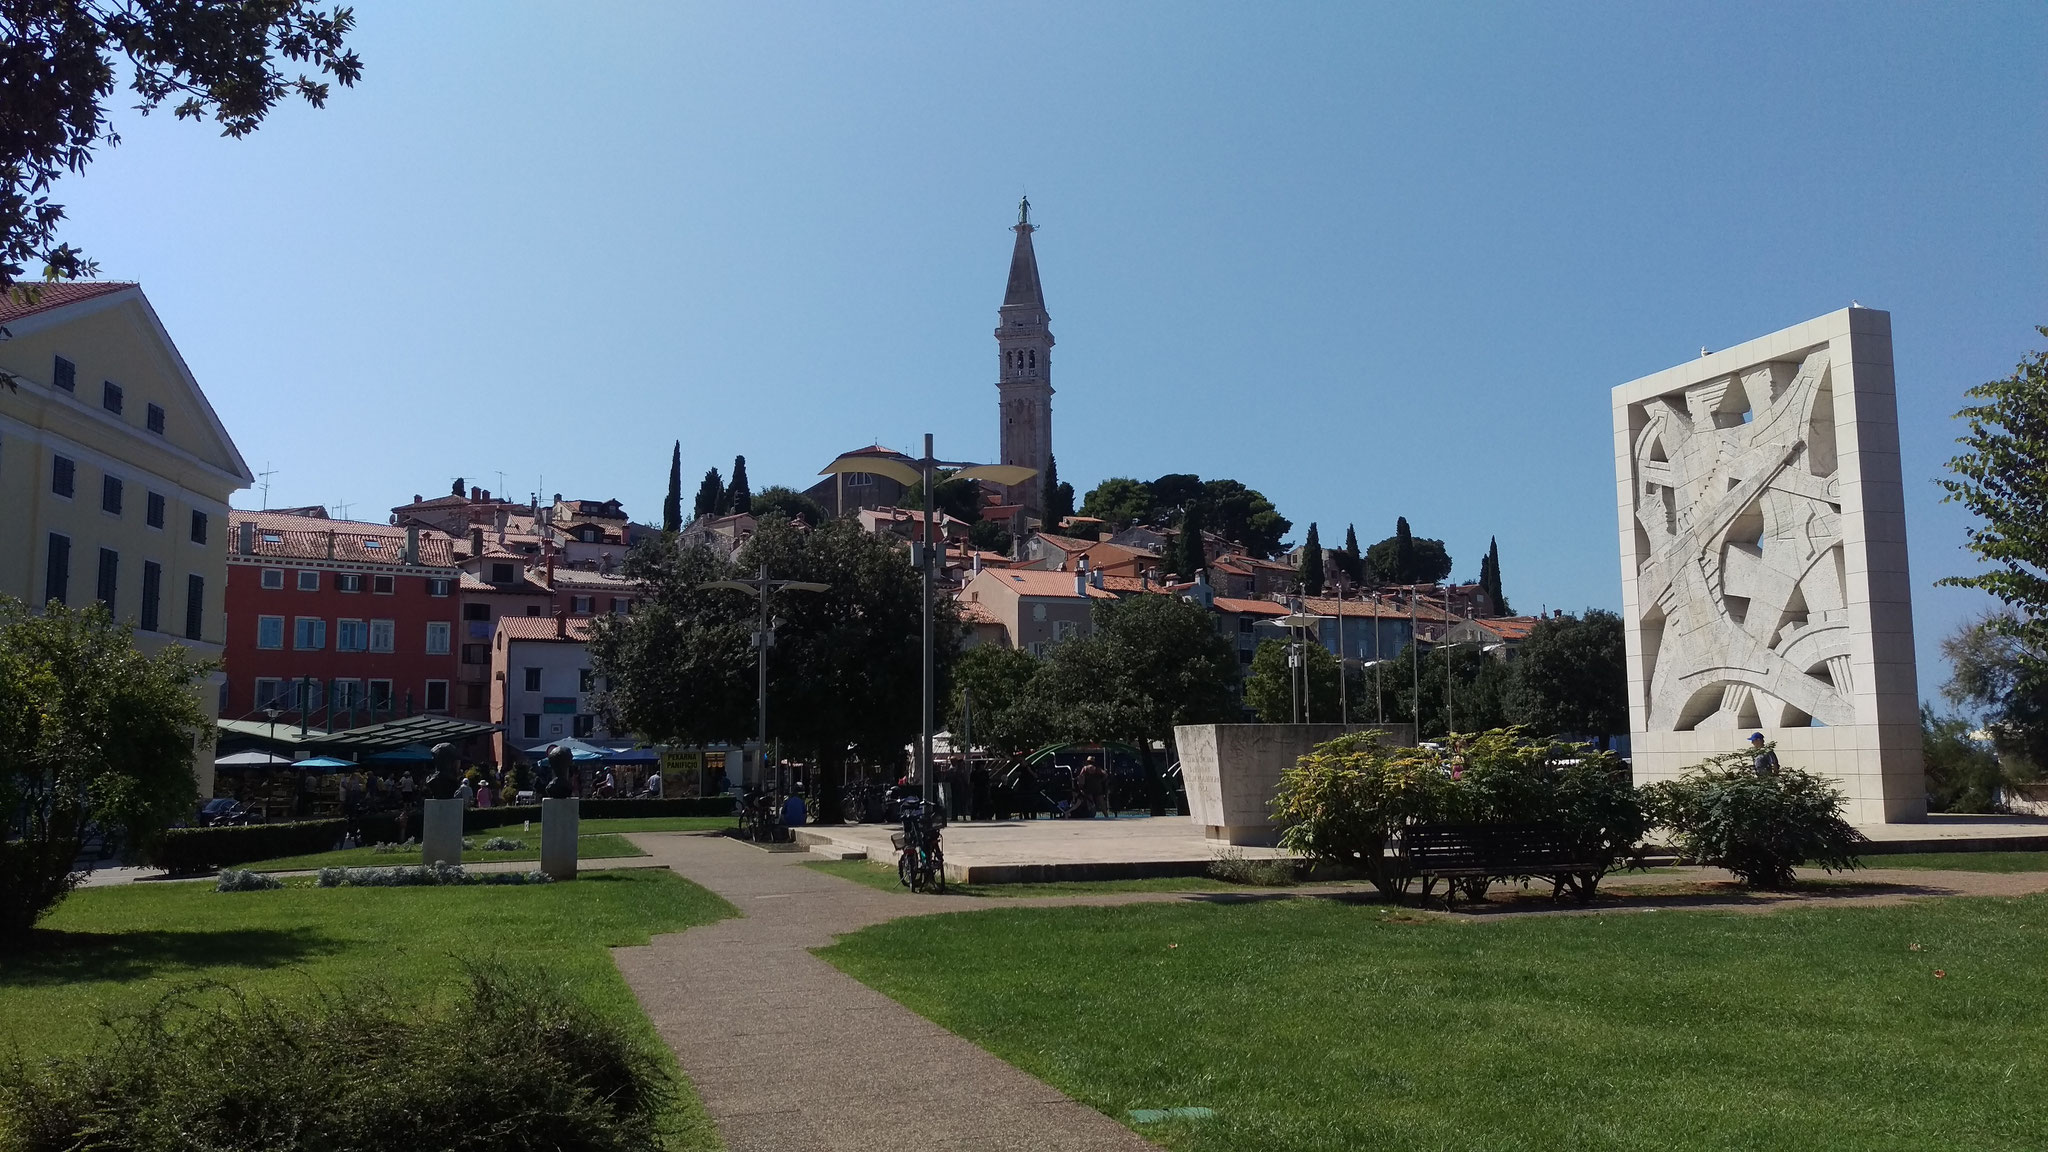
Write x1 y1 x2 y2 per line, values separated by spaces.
2 926 343 988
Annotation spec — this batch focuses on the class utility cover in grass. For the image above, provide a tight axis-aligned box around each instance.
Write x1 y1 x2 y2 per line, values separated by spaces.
1129 1107 1215 1123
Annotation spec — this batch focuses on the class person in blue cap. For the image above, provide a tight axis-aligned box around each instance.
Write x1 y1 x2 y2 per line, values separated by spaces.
1748 732 1780 775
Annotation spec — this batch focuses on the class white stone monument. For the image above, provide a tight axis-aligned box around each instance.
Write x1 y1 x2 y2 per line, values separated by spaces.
1612 307 1922 823
420 798 464 866
540 796 579 879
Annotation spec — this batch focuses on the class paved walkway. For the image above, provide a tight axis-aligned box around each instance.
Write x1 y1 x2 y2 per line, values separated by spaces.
612 833 1158 1152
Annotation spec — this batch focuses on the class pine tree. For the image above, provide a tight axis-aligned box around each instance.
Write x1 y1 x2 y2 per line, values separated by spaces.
1342 523 1363 583
662 441 683 533
693 468 724 521
726 455 751 515
1043 455 1060 521
1300 522 1325 594
1394 516 1417 584
1177 502 1207 581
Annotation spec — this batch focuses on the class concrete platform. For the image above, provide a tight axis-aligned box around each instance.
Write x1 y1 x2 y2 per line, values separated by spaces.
1853 814 2048 854
792 815 1283 884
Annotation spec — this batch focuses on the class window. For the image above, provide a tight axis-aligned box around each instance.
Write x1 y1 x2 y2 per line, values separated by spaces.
1053 619 1080 642
336 618 368 652
845 471 872 487
525 605 542 616
427 578 452 597
490 562 514 584
578 668 595 693
140 561 161 632
146 403 166 435
372 574 394 594
96 548 118 606
1240 647 1254 664
523 667 542 692
424 621 450 654
257 615 284 649
52 356 75 391
261 568 284 589
332 679 365 710
336 573 363 593
293 678 324 712
101 475 122 515
297 570 320 591
146 491 165 528
368 679 393 712
362 539 382 551
101 381 123 414
1237 616 1253 633
573 714 595 738
462 683 486 709
52 455 74 498
522 713 540 739
254 678 289 711
461 643 489 665
463 603 491 621
190 510 208 545
424 680 449 712
610 597 630 615
44 534 69 603
294 617 326 650
369 619 394 653
571 595 593 614
184 574 204 640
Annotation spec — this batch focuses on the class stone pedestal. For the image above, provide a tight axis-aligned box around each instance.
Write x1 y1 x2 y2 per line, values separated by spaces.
421 799 464 866
541 797 579 879
1176 723 1417 845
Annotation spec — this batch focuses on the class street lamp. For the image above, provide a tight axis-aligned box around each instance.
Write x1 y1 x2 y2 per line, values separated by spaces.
698 564 829 791
1274 612 1330 725
821 435 1034 803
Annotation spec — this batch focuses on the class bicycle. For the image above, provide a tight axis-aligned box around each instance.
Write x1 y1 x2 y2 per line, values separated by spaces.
892 796 946 893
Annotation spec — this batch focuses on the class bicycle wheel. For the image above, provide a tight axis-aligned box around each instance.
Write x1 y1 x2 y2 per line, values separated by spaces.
926 849 946 894
898 849 915 889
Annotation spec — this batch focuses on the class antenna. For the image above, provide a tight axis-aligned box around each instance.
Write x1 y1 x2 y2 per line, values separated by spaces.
332 499 354 520
256 462 276 510
494 470 507 496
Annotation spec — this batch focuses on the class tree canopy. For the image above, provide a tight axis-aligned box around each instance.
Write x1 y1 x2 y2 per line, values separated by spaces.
1074 473 1290 558
1502 609 1627 743
1365 519 1452 585
1939 331 2048 654
1299 522 1325 594
903 468 982 525
661 442 683 532
723 455 751 515
1078 477 1153 526
749 485 829 527
1244 637 1342 723
1477 536 1509 614
1 0 361 293
1 598 211 942
692 468 724 522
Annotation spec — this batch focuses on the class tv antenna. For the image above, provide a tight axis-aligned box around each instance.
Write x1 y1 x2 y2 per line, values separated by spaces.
256 462 276 509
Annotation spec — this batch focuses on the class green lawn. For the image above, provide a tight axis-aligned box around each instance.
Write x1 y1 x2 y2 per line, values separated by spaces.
803 857 1311 899
245 832 647 872
572 816 735 836
820 894 2048 1151
6 870 735 1149
1867 851 2048 872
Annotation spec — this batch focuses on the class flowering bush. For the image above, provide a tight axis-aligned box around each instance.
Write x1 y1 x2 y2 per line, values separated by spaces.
213 869 283 892
480 837 527 852
314 864 551 888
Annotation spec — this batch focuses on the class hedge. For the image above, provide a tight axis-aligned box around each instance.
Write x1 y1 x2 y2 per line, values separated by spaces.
150 820 347 875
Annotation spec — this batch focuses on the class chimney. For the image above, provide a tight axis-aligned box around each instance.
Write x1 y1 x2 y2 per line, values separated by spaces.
1195 569 1209 587
1075 570 1087 598
470 486 481 502
412 493 421 504
325 529 335 559
495 507 508 541
482 488 491 502
405 525 420 566
556 605 567 638
470 527 485 559
1092 569 1105 589
971 553 982 574
238 520 255 555
545 548 556 587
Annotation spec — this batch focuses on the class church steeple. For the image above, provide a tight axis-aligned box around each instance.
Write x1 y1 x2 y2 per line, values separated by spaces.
995 197 1054 520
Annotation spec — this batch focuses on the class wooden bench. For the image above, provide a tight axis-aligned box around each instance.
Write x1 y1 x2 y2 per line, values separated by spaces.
1401 824 1609 906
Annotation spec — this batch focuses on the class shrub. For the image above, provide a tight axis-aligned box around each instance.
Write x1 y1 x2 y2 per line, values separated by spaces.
0 841 83 946
1642 746 1865 888
1452 729 1647 865
1272 731 1454 897
147 820 345 875
1206 849 1297 887
314 864 551 888
213 869 282 892
480 836 527 851
0 965 674 1152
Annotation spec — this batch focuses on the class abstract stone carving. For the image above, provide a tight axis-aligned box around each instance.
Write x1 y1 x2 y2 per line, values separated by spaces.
1613 308 1923 824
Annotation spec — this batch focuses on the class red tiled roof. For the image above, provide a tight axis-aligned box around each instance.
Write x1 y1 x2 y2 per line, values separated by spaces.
1297 595 1416 620
957 599 1003 626
1099 575 1164 594
1035 532 1097 553
229 510 458 567
497 616 593 643
1212 596 1291 616
982 569 1118 599
0 280 133 324
1471 616 1540 641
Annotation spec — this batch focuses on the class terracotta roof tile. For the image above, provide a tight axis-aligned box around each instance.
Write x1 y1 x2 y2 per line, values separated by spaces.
0 280 134 323
980 569 1118 599
497 616 593 642
1212 596 1292 616
230 510 458 567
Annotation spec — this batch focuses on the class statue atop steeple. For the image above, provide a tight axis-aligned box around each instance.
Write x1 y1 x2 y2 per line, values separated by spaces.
1018 195 1031 227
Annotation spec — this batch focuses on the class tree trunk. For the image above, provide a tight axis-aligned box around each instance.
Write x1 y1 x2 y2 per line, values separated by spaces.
814 745 844 825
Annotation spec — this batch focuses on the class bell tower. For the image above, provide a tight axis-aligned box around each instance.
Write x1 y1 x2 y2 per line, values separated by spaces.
996 196 1053 519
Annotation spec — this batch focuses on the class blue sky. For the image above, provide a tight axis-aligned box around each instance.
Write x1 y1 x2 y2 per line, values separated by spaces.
54 1 2047 697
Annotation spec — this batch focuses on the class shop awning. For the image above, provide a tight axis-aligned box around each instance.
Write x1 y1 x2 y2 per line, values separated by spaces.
217 715 499 755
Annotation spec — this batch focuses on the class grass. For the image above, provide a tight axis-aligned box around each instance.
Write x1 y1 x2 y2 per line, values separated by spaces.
5 870 736 1149
819 893 2048 1151
802 857 1314 899
244 832 648 872
1867 851 2048 872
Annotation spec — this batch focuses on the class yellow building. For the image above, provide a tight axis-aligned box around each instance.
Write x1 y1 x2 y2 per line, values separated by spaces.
0 282 253 797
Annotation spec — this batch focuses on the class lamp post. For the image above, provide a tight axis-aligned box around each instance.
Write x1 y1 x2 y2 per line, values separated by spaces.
698 564 829 791
821 437 1035 803
1275 612 1331 726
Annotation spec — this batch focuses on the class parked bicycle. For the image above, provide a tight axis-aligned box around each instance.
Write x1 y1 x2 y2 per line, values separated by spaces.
892 796 946 893
733 785 784 842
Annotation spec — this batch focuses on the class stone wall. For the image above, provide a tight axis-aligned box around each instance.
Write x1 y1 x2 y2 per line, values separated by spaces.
1177 723 1417 845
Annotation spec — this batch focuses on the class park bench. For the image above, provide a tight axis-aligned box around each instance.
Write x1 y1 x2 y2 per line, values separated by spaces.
1401 824 1609 907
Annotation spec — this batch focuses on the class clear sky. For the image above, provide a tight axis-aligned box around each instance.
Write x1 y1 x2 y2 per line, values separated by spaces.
52 1 2047 697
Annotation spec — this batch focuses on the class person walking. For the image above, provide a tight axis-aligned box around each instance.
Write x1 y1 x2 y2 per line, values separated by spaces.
1079 757 1109 819
1015 761 1039 820
1749 732 1781 775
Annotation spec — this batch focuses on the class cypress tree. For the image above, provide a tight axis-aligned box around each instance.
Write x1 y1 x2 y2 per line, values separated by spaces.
1177 502 1207 582
726 455 751 515
693 468 724 521
1394 516 1417 584
1482 536 1510 615
1300 522 1325 594
662 441 683 532
1342 523 1363 583
1043 455 1060 520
